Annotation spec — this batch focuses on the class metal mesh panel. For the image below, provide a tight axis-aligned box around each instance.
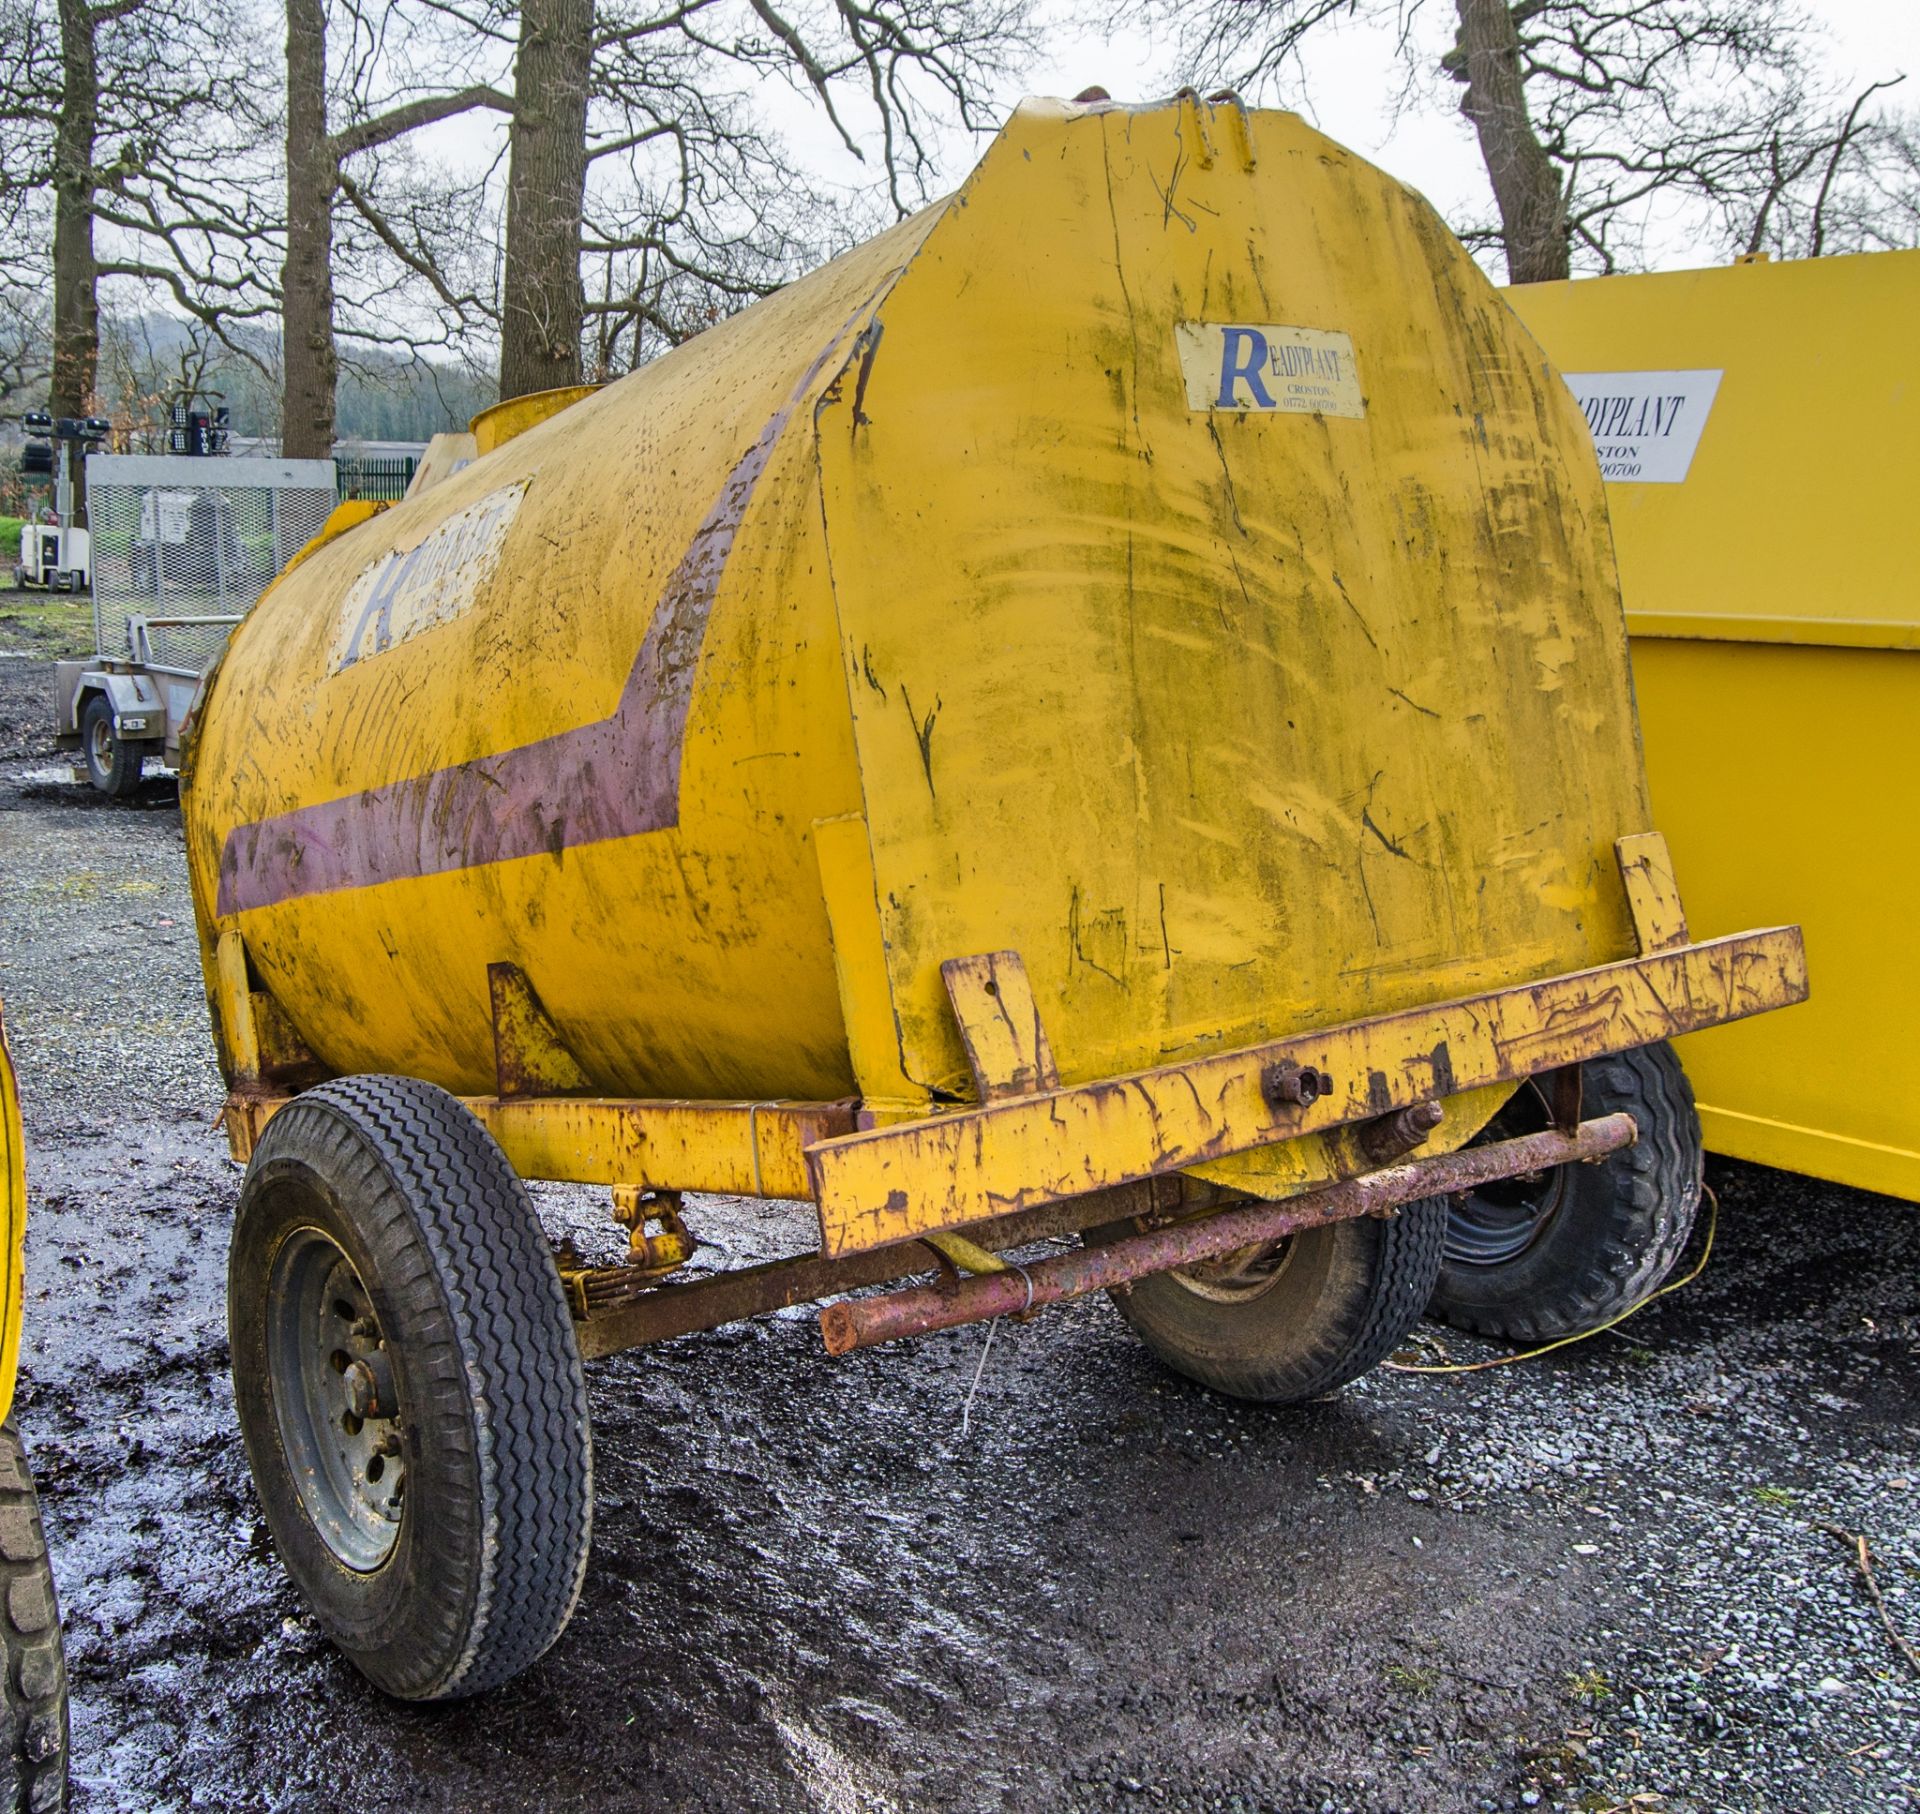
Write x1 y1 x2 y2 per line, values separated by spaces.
88 462 337 672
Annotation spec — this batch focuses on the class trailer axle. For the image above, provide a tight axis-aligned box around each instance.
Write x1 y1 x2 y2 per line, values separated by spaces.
819 1112 1638 1356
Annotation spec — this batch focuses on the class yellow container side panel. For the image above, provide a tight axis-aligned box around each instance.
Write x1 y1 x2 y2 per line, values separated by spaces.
1509 250 1919 1199
819 101 1650 1098
186 212 939 1101
1633 639 1920 1199
1506 249 1920 634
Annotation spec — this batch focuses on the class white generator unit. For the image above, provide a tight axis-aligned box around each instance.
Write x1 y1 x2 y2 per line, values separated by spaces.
13 521 90 591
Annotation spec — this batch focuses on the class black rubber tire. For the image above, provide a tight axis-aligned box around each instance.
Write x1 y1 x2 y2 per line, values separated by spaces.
0 1422 68 1812
1428 1042 1703 1343
230 1075 592 1700
77 695 143 800
1083 1200 1447 1403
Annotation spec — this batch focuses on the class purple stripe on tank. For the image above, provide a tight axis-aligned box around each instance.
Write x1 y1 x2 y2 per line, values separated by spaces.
215 311 869 918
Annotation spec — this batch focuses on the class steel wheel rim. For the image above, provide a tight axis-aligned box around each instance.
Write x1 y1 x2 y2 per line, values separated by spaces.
265 1227 406 1572
87 714 114 778
1442 1080 1568 1267
1169 1236 1296 1303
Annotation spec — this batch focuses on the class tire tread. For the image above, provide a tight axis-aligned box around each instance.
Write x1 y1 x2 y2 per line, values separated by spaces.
0 1423 67 1813
1431 1043 1702 1343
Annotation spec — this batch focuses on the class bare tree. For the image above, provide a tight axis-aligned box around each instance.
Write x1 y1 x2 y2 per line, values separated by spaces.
0 287 49 410
1139 0 1918 280
279 0 513 456
496 0 589 397
0 0 274 519
490 0 1033 399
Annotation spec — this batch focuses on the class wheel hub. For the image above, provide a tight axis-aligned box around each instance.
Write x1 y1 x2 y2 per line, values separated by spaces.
1169 1236 1295 1303
1441 1079 1569 1267
266 1230 407 1571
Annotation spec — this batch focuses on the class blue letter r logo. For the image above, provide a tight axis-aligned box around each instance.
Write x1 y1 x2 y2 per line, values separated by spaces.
1217 327 1276 409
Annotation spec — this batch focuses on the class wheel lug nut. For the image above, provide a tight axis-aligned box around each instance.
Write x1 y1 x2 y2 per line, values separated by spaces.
342 1361 376 1418
341 1351 396 1419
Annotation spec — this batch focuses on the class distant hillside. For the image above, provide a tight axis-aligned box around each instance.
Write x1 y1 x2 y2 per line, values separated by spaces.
98 314 495 446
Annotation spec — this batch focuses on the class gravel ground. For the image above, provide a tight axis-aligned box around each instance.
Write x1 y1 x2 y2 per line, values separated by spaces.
0 624 1915 1812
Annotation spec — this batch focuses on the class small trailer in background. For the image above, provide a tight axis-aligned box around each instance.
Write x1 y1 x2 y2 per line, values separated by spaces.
1509 247 1920 1203
53 454 337 796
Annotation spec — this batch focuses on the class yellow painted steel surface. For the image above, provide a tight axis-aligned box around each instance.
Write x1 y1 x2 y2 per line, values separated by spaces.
0 1004 26 1424
1508 251 1920 1200
405 432 478 499
469 386 597 455
185 96 1673 1206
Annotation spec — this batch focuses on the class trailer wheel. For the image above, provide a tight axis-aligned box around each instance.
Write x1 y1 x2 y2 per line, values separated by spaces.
0 1421 68 1813
77 695 143 799
1427 1042 1702 1342
229 1075 592 1701
1083 1198 1447 1402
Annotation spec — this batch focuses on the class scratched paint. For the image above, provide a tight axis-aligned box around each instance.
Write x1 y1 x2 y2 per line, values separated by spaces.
331 482 527 672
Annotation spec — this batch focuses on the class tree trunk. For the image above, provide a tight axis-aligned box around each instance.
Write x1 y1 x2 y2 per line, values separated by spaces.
1454 0 1568 283
500 0 593 400
51 0 97 517
282 0 337 458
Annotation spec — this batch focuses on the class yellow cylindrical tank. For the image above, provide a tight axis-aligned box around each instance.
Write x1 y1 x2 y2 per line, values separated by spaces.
184 94 1650 1117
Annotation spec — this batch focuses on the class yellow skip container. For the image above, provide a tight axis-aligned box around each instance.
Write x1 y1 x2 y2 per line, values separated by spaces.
1508 249 1920 1201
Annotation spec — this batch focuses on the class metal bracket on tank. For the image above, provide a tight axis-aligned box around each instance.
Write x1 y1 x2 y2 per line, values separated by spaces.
940 951 1060 1103
1171 86 1258 173
488 962 592 1097
1616 831 1691 954
210 929 325 1096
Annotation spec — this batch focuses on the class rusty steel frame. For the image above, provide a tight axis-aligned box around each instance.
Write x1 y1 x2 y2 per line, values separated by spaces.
818 1111 1639 1356
222 1090 858 1199
217 925 1805 1238
805 924 1807 1256
569 1177 1191 1359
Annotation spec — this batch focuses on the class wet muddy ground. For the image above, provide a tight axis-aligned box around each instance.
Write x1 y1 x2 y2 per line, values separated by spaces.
1 621 1916 1812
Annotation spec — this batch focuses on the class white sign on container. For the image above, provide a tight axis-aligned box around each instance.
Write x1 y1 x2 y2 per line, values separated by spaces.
1561 369 1723 483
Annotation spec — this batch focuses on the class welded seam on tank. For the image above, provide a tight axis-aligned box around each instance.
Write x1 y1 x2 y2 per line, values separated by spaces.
214 298 889 918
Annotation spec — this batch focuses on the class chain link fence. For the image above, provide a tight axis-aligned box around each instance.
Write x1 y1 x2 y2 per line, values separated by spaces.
84 456 339 672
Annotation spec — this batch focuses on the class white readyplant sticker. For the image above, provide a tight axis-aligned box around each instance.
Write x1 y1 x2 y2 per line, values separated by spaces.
1561 369 1723 483
1176 322 1365 419
332 480 527 671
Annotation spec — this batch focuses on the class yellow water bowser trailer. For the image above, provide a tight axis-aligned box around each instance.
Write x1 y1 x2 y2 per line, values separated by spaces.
181 94 1808 1699
1506 249 1920 1202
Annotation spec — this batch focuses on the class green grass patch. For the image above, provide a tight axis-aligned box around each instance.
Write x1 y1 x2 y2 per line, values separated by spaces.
1565 1666 1612 1703
0 589 95 657
0 517 21 561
